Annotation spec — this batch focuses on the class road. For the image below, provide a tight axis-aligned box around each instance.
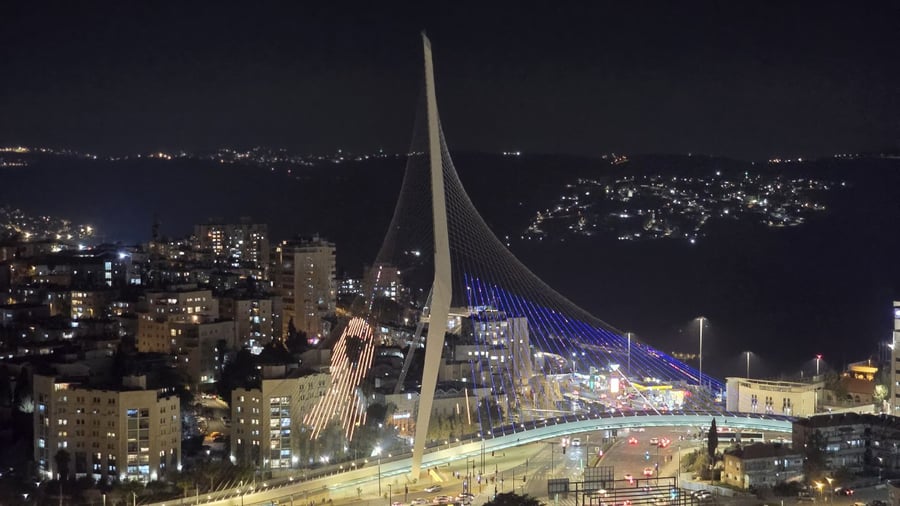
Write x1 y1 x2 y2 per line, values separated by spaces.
144 412 793 506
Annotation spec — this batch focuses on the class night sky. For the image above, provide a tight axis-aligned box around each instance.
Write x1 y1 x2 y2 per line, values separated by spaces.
2 2 899 160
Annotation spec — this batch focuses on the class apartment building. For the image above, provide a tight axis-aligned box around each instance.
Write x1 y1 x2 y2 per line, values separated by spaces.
229 367 330 469
33 373 181 483
275 237 336 341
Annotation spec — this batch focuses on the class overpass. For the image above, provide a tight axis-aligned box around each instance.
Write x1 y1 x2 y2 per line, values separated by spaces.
142 410 793 506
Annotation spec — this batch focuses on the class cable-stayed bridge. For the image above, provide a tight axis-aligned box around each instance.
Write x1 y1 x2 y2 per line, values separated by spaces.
304 33 736 481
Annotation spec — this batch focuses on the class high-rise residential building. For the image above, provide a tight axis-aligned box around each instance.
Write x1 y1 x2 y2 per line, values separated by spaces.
219 294 282 354
193 220 270 279
275 237 336 341
135 287 232 385
229 367 330 469
136 287 219 352
33 373 181 483
140 287 219 323
891 301 900 414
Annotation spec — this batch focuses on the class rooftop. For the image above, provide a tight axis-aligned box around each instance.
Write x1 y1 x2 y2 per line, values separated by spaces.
726 442 800 460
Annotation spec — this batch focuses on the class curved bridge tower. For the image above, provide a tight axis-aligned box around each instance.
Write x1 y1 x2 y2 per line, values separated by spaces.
409 32 452 479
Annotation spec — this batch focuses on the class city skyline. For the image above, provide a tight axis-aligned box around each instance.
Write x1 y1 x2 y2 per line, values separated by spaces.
2 9 900 505
1 2 899 160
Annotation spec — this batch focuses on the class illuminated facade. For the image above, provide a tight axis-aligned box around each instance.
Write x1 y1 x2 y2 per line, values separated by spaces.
722 443 803 489
230 369 330 468
135 288 219 352
303 317 375 440
33 374 181 483
135 288 232 385
275 237 336 341
793 413 900 473
725 377 822 417
193 221 270 278
70 289 113 320
219 294 282 353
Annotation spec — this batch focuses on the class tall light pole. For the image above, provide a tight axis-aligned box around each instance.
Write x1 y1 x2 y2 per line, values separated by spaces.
626 332 632 377
746 351 751 379
374 445 382 496
697 317 705 388
388 483 392 504
816 354 822 376
480 438 485 475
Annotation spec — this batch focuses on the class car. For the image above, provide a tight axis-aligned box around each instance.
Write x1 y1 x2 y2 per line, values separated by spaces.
424 485 442 493
692 490 712 501
643 467 654 477
411 500 429 505
835 488 855 496
797 496 816 502
629 437 639 445
434 496 452 504
572 437 582 446
392 502 403 506
624 473 634 483
649 437 660 445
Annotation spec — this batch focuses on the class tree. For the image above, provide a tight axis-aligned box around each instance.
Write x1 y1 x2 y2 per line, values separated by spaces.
13 368 31 412
707 419 718 460
802 429 827 482
484 492 545 506
824 372 848 401
689 450 711 479
478 398 504 428
216 347 259 405
155 366 194 410
344 334 365 365
54 449 71 482
285 319 309 354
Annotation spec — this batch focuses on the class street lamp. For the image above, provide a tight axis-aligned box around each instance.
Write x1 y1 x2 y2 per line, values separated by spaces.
825 477 834 502
697 317 706 388
626 332 632 377
746 351 751 379
480 438 485 475
816 354 823 376
374 445 383 496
